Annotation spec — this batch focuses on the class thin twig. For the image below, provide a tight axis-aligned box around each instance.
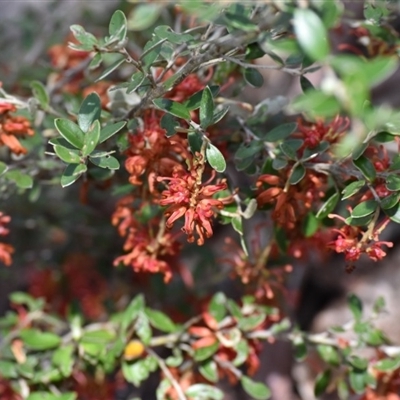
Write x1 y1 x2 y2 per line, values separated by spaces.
147 347 188 400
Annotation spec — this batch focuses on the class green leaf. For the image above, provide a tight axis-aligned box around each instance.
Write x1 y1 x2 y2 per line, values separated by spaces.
300 76 314 92
20 329 61 350
289 164 306 185
126 71 145 94
208 292 226 322
184 86 220 110
272 157 288 170
293 336 307 361
349 370 367 394
52 345 74 377
200 86 214 129
279 139 303 160
69 25 97 51
0 360 18 378
154 25 193 44
302 212 319 237
78 93 101 133
199 360 218 383
206 143 226 173
317 345 340 366
185 384 224 400
109 10 127 42
135 313 152 345
54 119 85 149
0 161 7 175
9 292 43 310
348 294 363 320
239 313 266 331
243 68 264 88
212 106 230 124
30 80 49 109
127 3 162 31
60 163 87 187
82 120 100 156
188 130 203 154
381 192 400 210
291 90 340 117
314 369 331 397
232 216 243 235
145 308 177 333
386 174 400 191
194 342 219 362
141 36 165 70
264 122 297 142
95 57 125 82
293 9 330 61
89 155 120 170
374 131 395 143
27 393 76 400
54 145 81 164
153 99 190 120
375 357 400 372
160 113 179 137
224 9 257 32
232 339 249 366
353 156 376 182
351 200 378 218
235 141 263 160
4 170 33 189
122 359 151 387
341 180 366 200
316 191 339 219
99 121 126 143
241 376 271 400
89 53 102 70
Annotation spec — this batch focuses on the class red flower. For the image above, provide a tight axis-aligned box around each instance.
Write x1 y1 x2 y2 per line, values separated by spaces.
157 153 230 245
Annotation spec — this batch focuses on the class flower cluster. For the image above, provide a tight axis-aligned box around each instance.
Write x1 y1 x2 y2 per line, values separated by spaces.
0 212 14 266
0 101 34 155
328 214 393 270
125 111 188 191
296 115 350 149
256 170 326 231
112 197 181 282
157 153 229 245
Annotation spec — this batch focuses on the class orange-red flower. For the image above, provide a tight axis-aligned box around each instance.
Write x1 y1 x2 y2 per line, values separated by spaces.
112 197 181 282
157 153 229 245
0 212 13 266
0 102 34 155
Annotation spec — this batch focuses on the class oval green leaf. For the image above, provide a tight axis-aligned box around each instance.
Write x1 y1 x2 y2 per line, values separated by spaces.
351 200 378 218
265 122 297 142
78 93 101 133
241 376 271 400
20 329 61 350
293 9 330 61
206 143 226 173
54 119 85 149
153 98 191 120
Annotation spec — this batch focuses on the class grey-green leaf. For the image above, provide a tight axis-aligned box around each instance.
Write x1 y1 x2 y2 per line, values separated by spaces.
78 93 101 133
109 10 127 42
206 143 226 173
54 119 85 149
89 155 120 170
82 120 100 156
200 86 214 129
293 9 330 61
241 376 271 400
153 98 190 120
99 121 126 143
60 164 87 187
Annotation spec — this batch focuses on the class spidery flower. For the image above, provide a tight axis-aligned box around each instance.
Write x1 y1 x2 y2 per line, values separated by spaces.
157 152 230 245
112 197 181 282
0 101 34 155
0 212 14 266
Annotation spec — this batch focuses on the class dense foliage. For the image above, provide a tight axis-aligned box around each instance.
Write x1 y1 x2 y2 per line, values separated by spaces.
2 1 400 399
